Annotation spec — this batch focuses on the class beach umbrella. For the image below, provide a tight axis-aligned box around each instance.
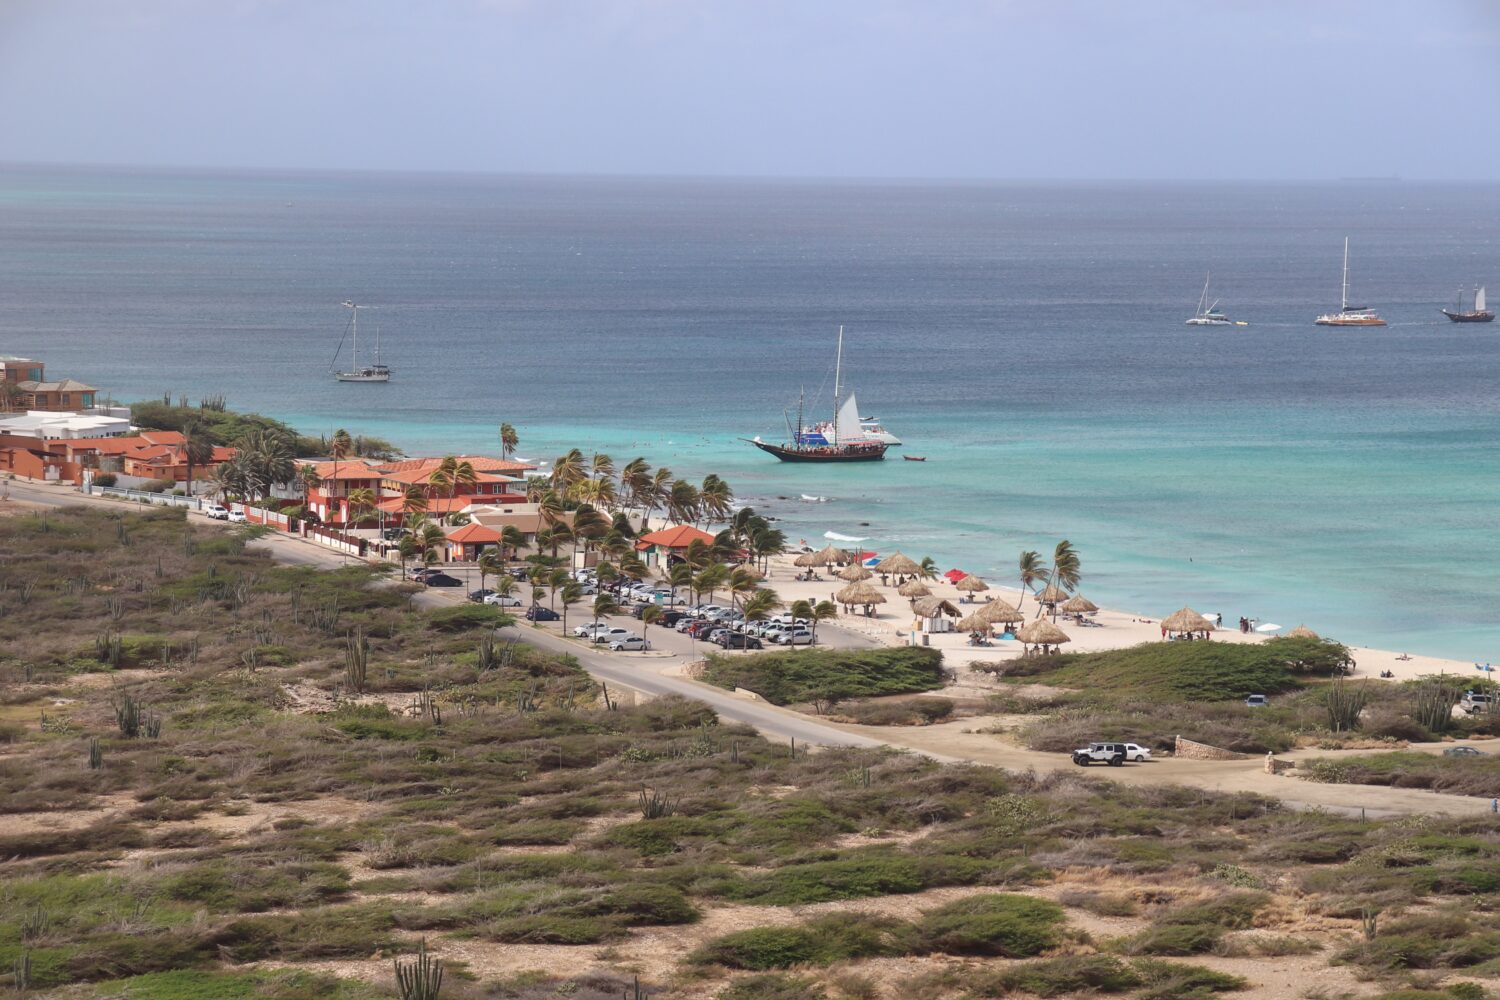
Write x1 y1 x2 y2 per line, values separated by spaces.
912 597 961 618
793 552 819 568
1061 594 1098 614
977 597 1025 625
1162 607 1215 635
1016 620 1071 652
1036 583 1070 606
838 564 875 582
875 551 922 576
957 611 993 633
735 564 765 580
897 579 932 598
955 575 990 594
944 569 968 584
1287 624 1320 639
1254 622 1282 634
814 544 853 565
835 582 886 606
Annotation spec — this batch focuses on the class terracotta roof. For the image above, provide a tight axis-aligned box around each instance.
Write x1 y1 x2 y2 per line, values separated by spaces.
375 496 476 514
126 445 176 462
53 437 138 455
378 467 521 487
636 525 716 550
447 522 502 544
139 430 185 446
308 460 383 481
379 455 537 474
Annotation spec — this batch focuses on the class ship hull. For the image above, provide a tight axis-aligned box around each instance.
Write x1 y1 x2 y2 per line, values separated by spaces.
1441 310 1495 324
750 440 887 462
1315 316 1387 327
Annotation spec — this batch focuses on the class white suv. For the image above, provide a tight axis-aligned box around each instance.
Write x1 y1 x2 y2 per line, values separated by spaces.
227 510 247 523
204 504 230 520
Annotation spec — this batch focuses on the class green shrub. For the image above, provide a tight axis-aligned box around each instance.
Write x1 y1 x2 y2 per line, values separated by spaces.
701 647 945 705
158 861 351 912
1057 889 1139 917
839 697 955 726
140 479 176 494
426 604 513 632
718 973 828 1000
92 473 117 488
917 893 1067 957
1130 958 1247 999
1160 892 1267 929
723 855 926 905
1117 923 1224 956
691 914 915 970
980 955 1143 997
485 914 619 944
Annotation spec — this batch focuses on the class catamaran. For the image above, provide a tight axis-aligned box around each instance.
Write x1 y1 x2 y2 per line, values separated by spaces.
1440 286 1494 324
331 301 392 382
1186 273 1235 326
1315 238 1387 327
746 327 888 462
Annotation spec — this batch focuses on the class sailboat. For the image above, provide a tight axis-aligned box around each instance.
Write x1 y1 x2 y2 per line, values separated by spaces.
1185 273 1235 326
1315 238 1387 327
331 301 392 382
746 327 888 462
1440 286 1494 324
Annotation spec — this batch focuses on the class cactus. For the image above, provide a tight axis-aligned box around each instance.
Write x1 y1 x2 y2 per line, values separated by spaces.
115 695 143 738
1325 679 1369 733
394 938 443 1000
1361 906 1379 940
477 633 498 672
242 647 259 672
95 631 123 667
638 787 677 819
87 737 103 770
1414 682 1461 733
20 905 49 942
515 683 540 714
345 630 369 693
12 951 31 992
623 976 649 1000
601 682 617 711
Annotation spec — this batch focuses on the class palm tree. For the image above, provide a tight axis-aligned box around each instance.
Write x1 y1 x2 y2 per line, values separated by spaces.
668 562 694 604
727 566 760 610
639 604 662 649
498 422 519 460
1033 541 1079 620
400 484 428 524
1017 550 1046 612
427 456 457 502
237 427 296 501
454 460 479 499
180 420 215 498
330 428 352 524
397 534 419 576
547 568 569 610
810 600 838 640
589 451 615 488
500 525 527 573
698 474 734 525
751 524 787 573
667 479 701 527
559 581 582 633
296 463 323 516
417 523 446 581
644 467 673 530
620 457 651 519
919 556 940 580
695 563 730 605
619 553 648 587
477 549 503 594
551 448 585 494
346 487 378 532
591 593 621 633
741 587 781 629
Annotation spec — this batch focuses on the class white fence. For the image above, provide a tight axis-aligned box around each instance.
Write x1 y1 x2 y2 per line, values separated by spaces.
89 485 206 510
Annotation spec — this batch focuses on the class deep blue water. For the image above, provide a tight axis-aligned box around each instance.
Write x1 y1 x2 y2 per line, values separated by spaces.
3 165 1499 657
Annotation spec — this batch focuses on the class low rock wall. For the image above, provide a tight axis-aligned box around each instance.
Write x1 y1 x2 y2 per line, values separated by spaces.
1264 754 1297 775
1173 735 1247 761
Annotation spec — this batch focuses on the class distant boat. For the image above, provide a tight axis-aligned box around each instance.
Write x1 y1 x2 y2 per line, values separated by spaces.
331 301 392 382
1441 285 1494 324
1315 238 1387 327
1185 273 1235 326
747 326 887 463
902 455 927 462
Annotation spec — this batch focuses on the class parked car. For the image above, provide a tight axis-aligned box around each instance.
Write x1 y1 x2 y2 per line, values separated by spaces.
204 504 230 520
592 627 632 645
468 589 495 604
573 622 610 638
410 567 438 580
609 635 649 651
422 573 462 588
525 606 560 622
1244 694 1270 708
227 510 247 523
381 527 407 541
715 632 763 650
483 593 524 607
1444 745 1488 757
775 629 815 646
1122 743 1153 762
1461 691 1493 714
1072 742 1128 767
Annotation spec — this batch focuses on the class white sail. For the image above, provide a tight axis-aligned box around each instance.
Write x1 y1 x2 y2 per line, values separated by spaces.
834 392 863 445
1478 287 1487 313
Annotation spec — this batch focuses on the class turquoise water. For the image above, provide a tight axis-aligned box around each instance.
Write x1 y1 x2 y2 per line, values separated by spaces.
3 166 1499 658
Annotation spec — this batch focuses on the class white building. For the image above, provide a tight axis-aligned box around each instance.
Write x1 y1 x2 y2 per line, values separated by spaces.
0 409 134 440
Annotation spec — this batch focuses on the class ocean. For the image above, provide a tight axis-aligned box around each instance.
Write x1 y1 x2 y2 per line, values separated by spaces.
3 165 1499 659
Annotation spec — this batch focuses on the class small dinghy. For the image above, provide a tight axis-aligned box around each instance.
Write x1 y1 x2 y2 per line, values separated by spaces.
903 455 927 462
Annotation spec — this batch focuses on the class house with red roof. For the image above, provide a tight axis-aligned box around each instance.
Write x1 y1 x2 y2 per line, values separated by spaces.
301 454 537 527
634 524 717 567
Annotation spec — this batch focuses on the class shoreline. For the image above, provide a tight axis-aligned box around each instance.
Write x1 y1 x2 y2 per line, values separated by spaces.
759 551 1482 687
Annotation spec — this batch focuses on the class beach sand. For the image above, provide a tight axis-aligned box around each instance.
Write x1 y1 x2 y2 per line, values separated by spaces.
764 553 1482 687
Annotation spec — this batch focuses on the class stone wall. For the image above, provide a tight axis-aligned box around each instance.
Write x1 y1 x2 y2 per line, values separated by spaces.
1173 735 1247 761
1264 754 1297 775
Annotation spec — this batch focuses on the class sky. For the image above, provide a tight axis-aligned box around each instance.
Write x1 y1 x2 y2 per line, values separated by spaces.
2 0 1498 181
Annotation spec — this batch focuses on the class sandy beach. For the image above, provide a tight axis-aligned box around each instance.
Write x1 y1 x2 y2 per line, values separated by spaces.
762 551 1483 687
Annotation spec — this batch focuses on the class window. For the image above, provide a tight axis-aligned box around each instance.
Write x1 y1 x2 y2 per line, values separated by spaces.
82 394 93 407
27 368 41 381
62 394 71 405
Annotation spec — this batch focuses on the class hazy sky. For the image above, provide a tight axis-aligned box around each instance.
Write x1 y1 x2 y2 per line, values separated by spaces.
3 0 1498 180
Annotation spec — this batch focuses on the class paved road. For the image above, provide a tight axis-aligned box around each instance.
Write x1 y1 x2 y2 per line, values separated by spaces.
7 476 1490 817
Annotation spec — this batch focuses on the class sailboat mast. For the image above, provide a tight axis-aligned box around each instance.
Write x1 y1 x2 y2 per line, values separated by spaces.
350 303 358 368
833 325 844 422
1340 238 1350 311
796 389 805 451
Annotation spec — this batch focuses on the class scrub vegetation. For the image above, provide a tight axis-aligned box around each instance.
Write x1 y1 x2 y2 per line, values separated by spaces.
1 507 1498 998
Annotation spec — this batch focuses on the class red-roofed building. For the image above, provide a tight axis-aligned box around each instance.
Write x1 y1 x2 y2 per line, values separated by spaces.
634 524 717 567
445 521 503 560
301 454 536 527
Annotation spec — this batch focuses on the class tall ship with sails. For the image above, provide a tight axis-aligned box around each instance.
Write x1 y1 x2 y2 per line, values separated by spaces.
331 301 392 382
1315 238 1387 327
747 327 888 462
1440 286 1493 324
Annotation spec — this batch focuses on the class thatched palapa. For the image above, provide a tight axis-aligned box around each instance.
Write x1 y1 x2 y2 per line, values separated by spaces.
897 579 931 598
957 611 993 633
954 575 990 594
1036 584 1070 606
813 544 854 566
1061 595 1099 614
875 551 922 576
835 582 886 606
793 552 819 568
912 597 961 618
1287 624 1320 639
1162 607 1215 635
1015 620 1071 650
838 564 875 582
977 597 1025 625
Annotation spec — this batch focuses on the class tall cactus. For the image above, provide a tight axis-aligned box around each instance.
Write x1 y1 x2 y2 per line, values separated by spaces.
345 630 369 693
394 938 443 1000
87 737 103 770
1414 682 1460 733
1325 679 1368 733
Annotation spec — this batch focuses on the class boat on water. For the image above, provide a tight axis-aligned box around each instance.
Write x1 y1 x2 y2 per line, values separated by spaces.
902 455 927 462
1315 238 1387 327
331 301 392 382
1441 285 1494 324
1185 273 1236 326
858 419 902 445
747 327 888 463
